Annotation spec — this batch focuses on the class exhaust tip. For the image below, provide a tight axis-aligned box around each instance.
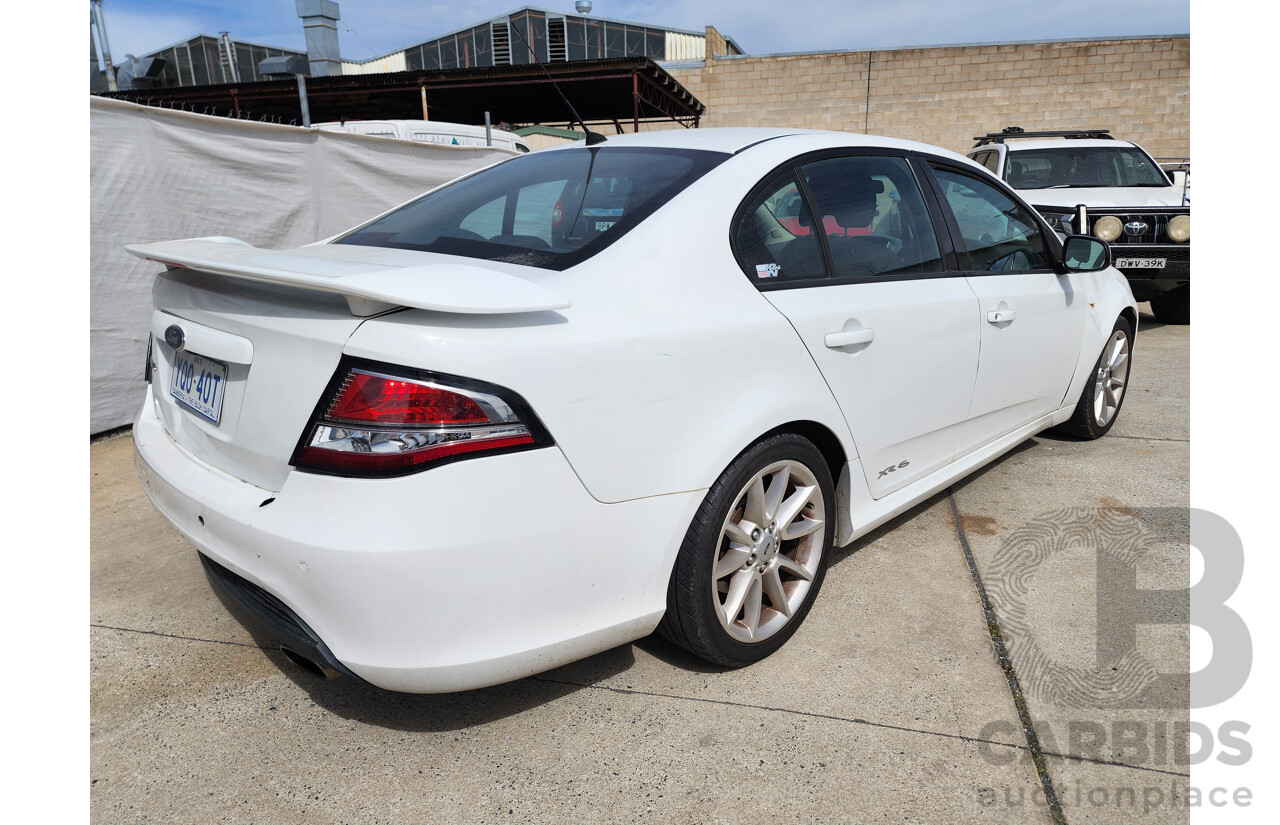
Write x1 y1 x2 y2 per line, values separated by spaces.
280 645 341 680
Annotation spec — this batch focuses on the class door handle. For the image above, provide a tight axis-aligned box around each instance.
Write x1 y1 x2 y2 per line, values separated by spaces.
987 308 1016 324
824 328 875 348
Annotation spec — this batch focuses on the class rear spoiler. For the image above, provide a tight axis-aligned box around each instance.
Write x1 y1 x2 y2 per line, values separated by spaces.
124 237 571 317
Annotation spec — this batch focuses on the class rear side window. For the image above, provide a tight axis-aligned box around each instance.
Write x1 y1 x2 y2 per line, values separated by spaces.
799 156 943 279
732 173 827 284
733 155 943 285
339 147 727 270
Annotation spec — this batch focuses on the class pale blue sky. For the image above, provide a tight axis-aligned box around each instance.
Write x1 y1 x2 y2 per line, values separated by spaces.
94 1 1190 64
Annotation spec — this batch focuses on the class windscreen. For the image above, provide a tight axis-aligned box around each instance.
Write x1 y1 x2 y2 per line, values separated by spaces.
1004 147 1170 189
337 146 728 270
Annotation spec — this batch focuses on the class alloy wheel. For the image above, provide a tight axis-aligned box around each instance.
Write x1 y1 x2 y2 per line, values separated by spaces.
1093 329 1131 427
712 459 826 643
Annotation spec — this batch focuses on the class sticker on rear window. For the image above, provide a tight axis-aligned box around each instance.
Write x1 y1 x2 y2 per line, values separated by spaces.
756 263 781 279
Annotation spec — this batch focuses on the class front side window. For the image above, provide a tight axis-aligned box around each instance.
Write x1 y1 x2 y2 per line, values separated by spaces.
932 167 1053 272
339 147 727 270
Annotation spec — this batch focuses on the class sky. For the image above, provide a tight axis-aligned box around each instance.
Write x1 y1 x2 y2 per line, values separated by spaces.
94 0 1190 64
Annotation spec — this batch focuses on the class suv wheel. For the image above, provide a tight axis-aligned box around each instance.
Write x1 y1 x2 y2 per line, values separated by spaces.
1150 286 1189 325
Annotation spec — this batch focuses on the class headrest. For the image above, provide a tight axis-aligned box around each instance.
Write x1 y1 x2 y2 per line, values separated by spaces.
807 173 884 229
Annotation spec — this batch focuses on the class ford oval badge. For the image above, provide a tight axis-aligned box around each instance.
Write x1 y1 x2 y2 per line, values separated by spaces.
164 324 186 352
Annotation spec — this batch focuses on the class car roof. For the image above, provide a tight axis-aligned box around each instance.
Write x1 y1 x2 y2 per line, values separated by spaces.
997 138 1138 152
544 127 984 169
558 127 803 153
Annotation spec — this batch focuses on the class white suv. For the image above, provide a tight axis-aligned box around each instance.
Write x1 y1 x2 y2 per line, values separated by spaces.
969 127 1190 324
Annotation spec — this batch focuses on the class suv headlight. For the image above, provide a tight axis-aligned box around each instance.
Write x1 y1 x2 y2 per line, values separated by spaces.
1167 215 1190 243
1094 216 1123 242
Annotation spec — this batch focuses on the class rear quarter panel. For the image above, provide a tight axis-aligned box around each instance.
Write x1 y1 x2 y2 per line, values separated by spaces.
342 148 858 504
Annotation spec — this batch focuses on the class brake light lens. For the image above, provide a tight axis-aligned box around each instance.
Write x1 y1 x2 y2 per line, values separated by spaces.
327 372 488 425
293 362 550 477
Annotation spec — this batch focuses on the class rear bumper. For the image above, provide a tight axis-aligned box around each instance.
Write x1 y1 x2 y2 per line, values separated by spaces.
197 552 357 680
133 388 705 693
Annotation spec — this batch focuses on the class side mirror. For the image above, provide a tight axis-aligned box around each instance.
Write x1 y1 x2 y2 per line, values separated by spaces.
1061 235 1111 272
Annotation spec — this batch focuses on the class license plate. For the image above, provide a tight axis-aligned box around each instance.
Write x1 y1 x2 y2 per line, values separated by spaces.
170 351 228 424
1115 257 1167 269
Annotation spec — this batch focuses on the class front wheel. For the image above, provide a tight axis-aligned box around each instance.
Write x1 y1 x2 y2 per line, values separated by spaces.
659 434 835 667
1055 316 1133 439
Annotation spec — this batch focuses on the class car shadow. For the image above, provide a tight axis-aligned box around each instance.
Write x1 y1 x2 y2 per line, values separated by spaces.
206 435 1047 726
1136 304 1168 333
820 436 1040 563
635 439 1043 669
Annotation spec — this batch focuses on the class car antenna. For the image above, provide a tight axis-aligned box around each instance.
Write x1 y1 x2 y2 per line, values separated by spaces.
507 20 607 145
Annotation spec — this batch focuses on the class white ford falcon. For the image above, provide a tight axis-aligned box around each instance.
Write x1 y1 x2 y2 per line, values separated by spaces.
129 128 1136 693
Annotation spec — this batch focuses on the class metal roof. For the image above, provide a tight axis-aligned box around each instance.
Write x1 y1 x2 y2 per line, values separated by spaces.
95 56 705 130
143 32 306 59
346 5 712 66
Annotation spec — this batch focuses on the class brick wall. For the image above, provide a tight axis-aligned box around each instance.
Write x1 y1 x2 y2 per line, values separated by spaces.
704 25 728 63
665 36 1189 158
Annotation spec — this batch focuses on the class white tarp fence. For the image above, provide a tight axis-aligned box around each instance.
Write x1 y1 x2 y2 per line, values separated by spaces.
90 97 514 434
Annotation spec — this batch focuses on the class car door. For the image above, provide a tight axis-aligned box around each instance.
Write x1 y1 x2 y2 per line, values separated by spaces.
733 151 981 499
925 163 1088 455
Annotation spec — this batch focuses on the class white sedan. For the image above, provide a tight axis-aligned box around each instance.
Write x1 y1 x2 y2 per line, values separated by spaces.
129 128 1135 693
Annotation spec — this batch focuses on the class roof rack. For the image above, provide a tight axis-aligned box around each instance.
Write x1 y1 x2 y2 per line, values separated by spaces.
972 126 1113 147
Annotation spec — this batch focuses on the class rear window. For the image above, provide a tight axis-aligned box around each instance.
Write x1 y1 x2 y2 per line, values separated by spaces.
337 146 727 270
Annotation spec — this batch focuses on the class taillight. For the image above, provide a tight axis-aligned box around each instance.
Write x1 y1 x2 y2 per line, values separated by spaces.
326 372 489 425
551 200 564 228
292 359 552 477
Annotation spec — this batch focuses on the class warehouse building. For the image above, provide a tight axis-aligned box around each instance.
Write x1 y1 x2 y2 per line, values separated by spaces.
122 5 743 87
140 34 308 88
343 5 742 75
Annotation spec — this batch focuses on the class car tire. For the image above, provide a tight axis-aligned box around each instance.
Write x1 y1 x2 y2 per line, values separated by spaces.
658 433 835 667
1055 316 1133 440
1149 286 1190 325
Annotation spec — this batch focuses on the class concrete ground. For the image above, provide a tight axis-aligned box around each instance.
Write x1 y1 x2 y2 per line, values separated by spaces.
91 307 1189 825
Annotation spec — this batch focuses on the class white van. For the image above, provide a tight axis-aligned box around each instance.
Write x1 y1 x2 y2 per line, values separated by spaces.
314 119 531 153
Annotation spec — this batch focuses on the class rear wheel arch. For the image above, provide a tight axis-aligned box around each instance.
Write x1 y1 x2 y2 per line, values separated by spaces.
658 430 839 665
752 421 853 544
759 420 849 486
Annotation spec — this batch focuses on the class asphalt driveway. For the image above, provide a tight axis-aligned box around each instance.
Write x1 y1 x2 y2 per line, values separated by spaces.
91 307 1189 825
